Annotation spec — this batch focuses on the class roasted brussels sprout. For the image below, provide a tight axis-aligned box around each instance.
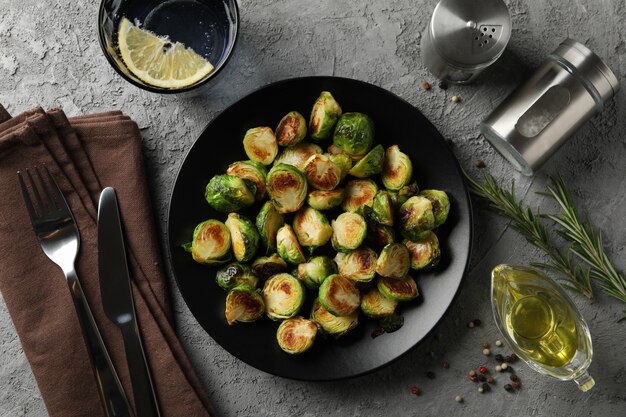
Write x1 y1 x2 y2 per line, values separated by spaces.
226 160 268 201
276 224 306 264
243 127 278 166
262 273 305 320
303 154 341 190
273 142 322 170
348 144 384 178
266 164 308 214
341 179 378 212
277 316 318 354
332 112 375 160
311 298 358 338
205 174 255 213
276 111 307 147
318 274 361 316
365 222 396 250
225 286 265 325
372 190 394 226
191 219 232 265
360 288 398 318
404 231 441 270
225 213 260 262
376 243 411 279
398 196 436 240
377 275 419 302
307 188 345 211
251 253 288 278
334 247 377 282
293 207 333 249
216 262 259 291
327 144 347 156
390 181 420 209
419 189 450 227
309 91 343 141
328 153 352 181
296 256 337 289
331 212 367 252
382 145 413 191
256 201 285 251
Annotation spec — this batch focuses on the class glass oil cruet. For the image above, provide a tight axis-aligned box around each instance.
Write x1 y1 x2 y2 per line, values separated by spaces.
491 264 595 391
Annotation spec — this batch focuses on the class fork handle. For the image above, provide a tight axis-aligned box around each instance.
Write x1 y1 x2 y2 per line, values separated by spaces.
66 268 135 417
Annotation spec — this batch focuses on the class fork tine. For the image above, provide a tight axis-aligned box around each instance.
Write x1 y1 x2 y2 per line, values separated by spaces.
17 171 39 222
26 169 45 213
43 165 67 213
35 166 57 210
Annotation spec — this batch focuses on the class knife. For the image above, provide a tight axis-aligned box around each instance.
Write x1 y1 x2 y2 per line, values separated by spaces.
98 187 162 417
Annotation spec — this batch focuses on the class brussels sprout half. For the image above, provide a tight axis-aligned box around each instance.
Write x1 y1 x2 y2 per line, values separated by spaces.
328 153 352 181
390 181 420 209
266 164 308 214
366 222 396 251
382 145 413 191
377 275 419 302
262 273 305 320
276 111 307 147
376 243 411 279
331 212 367 252
311 298 358 338
372 190 394 226
296 256 337 289
191 219 232 265
225 213 260 262
251 253 288 279
276 224 306 264
256 201 285 251
404 231 441 270
348 144 384 178
277 316 318 354
309 91 342 141
332 112 375 160
419 189 450 227
205 175 255 213
307 188 345 211
225 286 265 325
398 196 436 240
360 288 398 318
303 154 341 190
293 206 333 249
334 247 377 282
318 274 360 316
243 127 278 165
226 160 268 201
273 142 322 170
216 262 259 291
341 179 378 212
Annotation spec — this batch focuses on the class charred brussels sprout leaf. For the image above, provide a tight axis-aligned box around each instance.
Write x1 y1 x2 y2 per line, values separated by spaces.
366 222 396 251
382 145 413 191
360 288 398 318
333 112 375 160
309 91 342 141
372 190 394 226
376 243 411 279
334 247 377 282
276 224 306 264
341 179 378 212
296 256 337 289
191 220 232 265
349 144 384 178
331 212 367 252
398 195 436 240
311 298 358 338
307 188 345 211
205 174 255 213
276 111 307 147
266 164 308 214
277 316 318 354
378 313 404 333
262 273 305 320
404 231 441 270
419 189 450 227
318 274 361 316
225 286 265 325
256 201 285 251
377 275 419 302
216 262 259 291
243 127 278 165
225 213 260 262
292 207 333 249
273 142 322 170
328 153 353 181
390 181 420 209
303 154 341 190
251 253 288 279
226 160 268 201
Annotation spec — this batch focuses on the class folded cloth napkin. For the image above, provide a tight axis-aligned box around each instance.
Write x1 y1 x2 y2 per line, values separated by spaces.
0 104 215 417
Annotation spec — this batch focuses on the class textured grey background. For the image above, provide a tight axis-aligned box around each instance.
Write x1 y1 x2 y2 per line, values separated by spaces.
1 0 626 416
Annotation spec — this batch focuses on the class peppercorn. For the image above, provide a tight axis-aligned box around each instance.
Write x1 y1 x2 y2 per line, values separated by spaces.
478 385 484 393
455 395 463 403
442 361 450 369
481 382 491 392
411 386 421 395
501 363 508 371
426 371 435 379
504 384 514 392
495 340 503 347
495 354 504 363
438 81 448 90
505 355 514 363
478 374 486 382
470 375 478 382
512 381 521 389
467 321 475 328
495 365 502 372
422 81 432 91
510 374 519 382
482 341 490 349
473 319 481 326
509 353 518 362
483 348 491 356
486 376 494 384
474 159 486 169
478 365 488 374
506 366 514 373
451 95 460 103
469 369 476 377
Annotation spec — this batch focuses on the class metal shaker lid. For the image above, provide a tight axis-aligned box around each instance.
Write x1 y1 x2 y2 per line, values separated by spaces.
430 0 511 67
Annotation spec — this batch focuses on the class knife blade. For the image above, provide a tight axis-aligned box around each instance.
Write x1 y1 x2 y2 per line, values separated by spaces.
98 187 162 417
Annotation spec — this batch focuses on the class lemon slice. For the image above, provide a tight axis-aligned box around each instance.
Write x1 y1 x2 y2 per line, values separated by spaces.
118 18 214 89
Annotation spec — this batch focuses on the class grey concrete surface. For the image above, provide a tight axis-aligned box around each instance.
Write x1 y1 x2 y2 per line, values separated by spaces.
1 0 626 416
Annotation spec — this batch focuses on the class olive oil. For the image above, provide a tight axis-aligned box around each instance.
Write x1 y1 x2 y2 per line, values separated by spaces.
491 265 595 391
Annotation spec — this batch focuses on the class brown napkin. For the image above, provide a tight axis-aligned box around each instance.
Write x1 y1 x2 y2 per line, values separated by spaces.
0 106 215 417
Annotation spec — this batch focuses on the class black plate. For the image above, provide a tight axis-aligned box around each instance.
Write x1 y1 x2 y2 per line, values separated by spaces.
166 76 473 380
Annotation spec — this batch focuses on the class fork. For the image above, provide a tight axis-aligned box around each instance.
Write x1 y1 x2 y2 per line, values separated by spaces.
18 166 134 417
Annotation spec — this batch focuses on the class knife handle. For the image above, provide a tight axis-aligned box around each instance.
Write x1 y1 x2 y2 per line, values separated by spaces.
121 321 162 417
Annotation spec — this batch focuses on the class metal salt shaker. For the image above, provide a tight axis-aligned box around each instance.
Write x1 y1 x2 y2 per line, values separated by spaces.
481 39 620 175
421 0 511 83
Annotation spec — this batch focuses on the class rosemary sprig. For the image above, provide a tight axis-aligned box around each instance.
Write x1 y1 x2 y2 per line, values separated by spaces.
464 171 593 298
